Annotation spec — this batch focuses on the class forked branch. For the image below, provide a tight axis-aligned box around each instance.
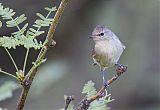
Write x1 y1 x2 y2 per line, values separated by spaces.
16 0 69 110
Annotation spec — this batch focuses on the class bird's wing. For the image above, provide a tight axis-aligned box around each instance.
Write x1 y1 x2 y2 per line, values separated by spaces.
91 49 96 57
91 49 99 66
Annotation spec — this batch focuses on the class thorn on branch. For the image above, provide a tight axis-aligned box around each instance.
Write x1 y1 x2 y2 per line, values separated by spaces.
48 39 56 47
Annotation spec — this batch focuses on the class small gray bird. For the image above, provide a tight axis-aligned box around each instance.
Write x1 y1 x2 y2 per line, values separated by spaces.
90 25 125 86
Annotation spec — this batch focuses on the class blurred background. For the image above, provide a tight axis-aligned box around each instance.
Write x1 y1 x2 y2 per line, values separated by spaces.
0 0 159 110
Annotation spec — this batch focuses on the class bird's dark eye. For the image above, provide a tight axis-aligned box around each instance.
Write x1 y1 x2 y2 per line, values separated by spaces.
98 33 104 36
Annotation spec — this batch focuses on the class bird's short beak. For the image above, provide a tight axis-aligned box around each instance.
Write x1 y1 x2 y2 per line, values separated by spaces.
90 35 95 38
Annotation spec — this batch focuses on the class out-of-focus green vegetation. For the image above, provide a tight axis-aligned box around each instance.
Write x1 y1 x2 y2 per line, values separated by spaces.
0 0 159 110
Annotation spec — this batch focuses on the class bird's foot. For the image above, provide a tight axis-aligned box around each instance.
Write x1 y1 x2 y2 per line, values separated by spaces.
115 63 128 75
103 81 109 89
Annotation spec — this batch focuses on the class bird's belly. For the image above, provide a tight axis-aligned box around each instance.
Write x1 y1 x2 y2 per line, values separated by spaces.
94 41 123 68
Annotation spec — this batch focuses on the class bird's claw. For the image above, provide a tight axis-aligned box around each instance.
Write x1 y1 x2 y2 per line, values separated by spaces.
103 81 109 89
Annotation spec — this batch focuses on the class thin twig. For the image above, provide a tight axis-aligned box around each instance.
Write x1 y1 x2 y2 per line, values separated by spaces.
74 65 128 110
7 14 27 72
4 47 19 71
22 8 51 75
16 0 69 110
64 96 75 110
0 70 19 81
23 48 29 73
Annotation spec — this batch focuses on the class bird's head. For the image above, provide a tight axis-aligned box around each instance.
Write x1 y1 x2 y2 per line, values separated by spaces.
90 25 114 41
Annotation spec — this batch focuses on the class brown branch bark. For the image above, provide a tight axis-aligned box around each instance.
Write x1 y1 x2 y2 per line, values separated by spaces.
74 65 128 110
16 0 69 110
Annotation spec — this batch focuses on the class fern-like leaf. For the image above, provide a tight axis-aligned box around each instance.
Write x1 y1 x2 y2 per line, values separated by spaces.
6 14 27 27
82 80 97 98
45 7 57 12
26 6 56 39
0 36 20 49
82 81 114 110
12 23 28 38
88 90 114 110
0 3 56 49
26 28 44 37
0 4 15 19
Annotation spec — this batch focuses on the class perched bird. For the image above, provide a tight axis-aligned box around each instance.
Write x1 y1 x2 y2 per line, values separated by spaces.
90 25 125 86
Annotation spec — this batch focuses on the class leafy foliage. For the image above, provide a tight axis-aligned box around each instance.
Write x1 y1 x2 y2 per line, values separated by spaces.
0 3 56 49
82 80 97 98
60 81 114 110
88 91 114 110
26 7 56 38
82 80 114 110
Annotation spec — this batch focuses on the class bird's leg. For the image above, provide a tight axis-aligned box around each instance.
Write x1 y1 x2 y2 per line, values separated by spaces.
101 68 109 88
115 63 128 74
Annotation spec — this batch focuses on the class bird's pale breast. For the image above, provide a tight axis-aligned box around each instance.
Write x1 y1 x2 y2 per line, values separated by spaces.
93 39 124 68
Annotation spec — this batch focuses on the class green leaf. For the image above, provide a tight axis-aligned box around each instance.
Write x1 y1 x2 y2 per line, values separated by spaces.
32 24 40 28
27 28 45 37
15 14 27 25
0 3 55 49
89 90 114 110
12 23 28 37
0 81 20 102
6 14 27 27
82 81 114 110
82 80 97 98
45 7 57 12
0 36 20 49
89 100 110 110
34 19 51 27
6 19 16 27
0 4 15 19
36 13 46 20
23 37 43 49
